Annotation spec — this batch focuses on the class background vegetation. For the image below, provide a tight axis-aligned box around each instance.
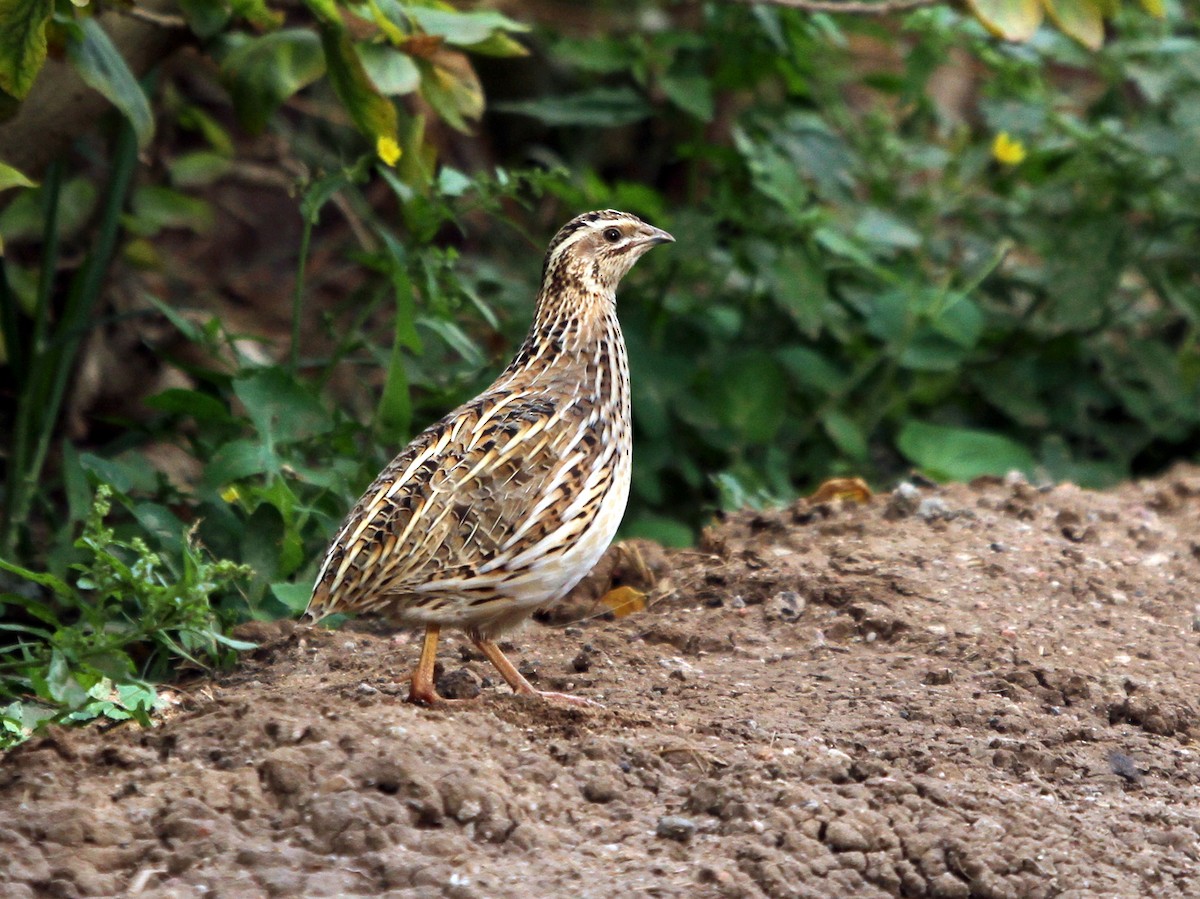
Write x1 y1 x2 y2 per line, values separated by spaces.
0 0 1195 745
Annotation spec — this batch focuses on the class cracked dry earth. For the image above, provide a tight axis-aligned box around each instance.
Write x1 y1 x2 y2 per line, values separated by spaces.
4 468 1200 898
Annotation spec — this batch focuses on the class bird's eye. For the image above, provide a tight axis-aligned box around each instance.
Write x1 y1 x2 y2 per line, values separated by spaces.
602 227 622 243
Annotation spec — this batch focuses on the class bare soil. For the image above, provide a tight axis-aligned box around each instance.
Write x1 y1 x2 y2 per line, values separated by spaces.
3 468 1200 898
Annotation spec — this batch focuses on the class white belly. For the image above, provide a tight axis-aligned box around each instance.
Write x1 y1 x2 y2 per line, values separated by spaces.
489 447 631 610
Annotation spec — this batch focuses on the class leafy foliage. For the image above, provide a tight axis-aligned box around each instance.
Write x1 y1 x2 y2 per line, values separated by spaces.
0 485 251 749
491 3 1200 532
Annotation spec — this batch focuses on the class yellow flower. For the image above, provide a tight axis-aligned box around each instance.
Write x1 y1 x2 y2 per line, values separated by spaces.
220 485 241 504
376 136 402 167
992 132 1027 166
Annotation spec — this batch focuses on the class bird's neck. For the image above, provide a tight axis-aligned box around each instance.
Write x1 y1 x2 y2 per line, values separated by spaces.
526 269 621 362
497 268 627 405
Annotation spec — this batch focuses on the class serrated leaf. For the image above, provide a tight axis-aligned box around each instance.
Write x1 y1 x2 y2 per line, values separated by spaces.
0 0 53 98
220 29 325 133
1043 0 1105 50
897 421 1035 482
67 18 154 148
964 0 1043 42
234 368 331 444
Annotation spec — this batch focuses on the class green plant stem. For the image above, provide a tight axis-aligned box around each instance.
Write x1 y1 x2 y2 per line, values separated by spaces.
291 216 315 375
0 125 138 558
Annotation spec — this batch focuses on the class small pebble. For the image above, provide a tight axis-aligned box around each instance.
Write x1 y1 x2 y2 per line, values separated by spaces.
517 659 541 682
763 590 804 623
916 497 951 521
656 815 697 842
886 482 921 517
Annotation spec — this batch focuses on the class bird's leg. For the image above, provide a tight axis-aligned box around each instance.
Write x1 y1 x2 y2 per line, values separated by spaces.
471 637 601 707
407 624 443 705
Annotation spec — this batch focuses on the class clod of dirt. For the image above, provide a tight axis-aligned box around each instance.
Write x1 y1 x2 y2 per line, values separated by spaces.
656 815 698 841
437 667 482 700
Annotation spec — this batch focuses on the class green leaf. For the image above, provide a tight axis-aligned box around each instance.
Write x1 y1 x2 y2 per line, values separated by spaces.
0 556 73 599
718 352 788 444
822 410 869 462
220 29 325 133
621 514 693 548
405 7 529 46
126 185 213 237
659 73 713 122
203 438 276 484
854 208 921 253
78 452 159 494
734 129 811 221
66 19 154 149
175 0 231 40
897 421 1035 482
777 347 846 394
43 650 89 708
964 0 1044 41
169 151 233 188
415 56 482 133
0 159 35 193
496 87 651 127
234 368 332 444
145 388 232 424
1043 0 1105 49
358 42 420 95
765 245 827 338
0 0 53 98
318 24 400 148
270 581 312 614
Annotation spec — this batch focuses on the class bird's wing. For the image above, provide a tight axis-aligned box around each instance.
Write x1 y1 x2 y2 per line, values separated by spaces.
308 383 611 618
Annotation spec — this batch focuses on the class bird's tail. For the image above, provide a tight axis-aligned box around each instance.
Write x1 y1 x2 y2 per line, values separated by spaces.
302 580 331 624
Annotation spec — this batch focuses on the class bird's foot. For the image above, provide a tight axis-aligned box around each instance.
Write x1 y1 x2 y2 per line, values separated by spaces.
526 690 604 708
406 684 476 707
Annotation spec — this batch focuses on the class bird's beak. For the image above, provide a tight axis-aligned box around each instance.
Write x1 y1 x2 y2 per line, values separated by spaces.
637 225 675 247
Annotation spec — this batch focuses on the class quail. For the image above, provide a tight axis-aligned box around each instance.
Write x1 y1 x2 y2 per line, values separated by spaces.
305 210 674 704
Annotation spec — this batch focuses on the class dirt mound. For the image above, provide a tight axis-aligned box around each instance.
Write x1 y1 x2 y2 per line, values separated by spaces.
3 469 1200 897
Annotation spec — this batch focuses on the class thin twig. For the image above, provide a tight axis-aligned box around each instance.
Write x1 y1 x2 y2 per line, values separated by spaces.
731 0 942 14
120 6 190 29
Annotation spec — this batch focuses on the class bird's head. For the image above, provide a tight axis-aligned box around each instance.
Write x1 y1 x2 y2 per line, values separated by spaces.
541 210 674 295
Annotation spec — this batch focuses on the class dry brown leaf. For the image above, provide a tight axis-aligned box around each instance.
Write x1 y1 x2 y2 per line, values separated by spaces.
599 585 647 619
808 477 873 505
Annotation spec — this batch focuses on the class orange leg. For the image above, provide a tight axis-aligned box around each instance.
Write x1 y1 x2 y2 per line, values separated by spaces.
407 624 442 705
471 637 601 707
